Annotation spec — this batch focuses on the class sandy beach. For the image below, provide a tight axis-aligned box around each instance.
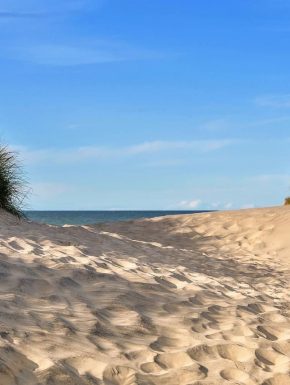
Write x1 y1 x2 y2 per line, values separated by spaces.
0 206 289 385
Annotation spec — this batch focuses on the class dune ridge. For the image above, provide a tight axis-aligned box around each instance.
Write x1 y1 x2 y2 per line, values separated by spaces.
0 206 289 384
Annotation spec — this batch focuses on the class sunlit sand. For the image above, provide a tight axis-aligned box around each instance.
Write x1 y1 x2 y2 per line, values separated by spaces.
0 206 289 384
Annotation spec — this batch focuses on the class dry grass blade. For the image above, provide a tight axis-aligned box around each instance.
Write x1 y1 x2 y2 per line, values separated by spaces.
284 197 290 206
0 146 27 218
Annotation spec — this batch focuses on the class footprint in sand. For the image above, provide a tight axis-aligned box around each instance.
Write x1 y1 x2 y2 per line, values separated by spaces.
187 344 220 361
217 343 253 362
17 277 53 296
103 365 137 385
272 340 290 356
97 306 142 327
138 364 207 385
262 374 290 385
257 324 290 341
140 361 162 374
150 335 191 352
163 300 198 317
255 348 289 366
189 291 224 306
154 351 194 369
188 343 252 363
220 368 249 382
140 351 195 374
154 276 177 289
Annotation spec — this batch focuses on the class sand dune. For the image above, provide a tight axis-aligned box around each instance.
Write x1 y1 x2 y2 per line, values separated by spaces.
0 206 289 384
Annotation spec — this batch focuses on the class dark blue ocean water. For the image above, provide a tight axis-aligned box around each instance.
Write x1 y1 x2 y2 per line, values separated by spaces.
25 210 210 226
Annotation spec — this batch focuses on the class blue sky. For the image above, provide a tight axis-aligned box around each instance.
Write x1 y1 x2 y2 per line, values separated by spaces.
1 0 289 210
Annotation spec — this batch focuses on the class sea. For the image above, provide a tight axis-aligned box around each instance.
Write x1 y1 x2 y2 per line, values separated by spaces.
25 210 210 226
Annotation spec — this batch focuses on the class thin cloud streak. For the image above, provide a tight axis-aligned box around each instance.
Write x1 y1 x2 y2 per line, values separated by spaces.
0 0 104 23
0 11 46 19
251 174 290 184
177 199 202 209
255 94 290 108
0 0 99 14
0 1 158 67
12 139 235 165
10 40 163 66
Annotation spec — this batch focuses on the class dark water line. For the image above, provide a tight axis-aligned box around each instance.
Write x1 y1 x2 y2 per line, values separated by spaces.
25 210 213 226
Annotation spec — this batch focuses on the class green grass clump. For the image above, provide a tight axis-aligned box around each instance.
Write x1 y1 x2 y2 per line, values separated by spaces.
285 197 290 206
0 147 26 218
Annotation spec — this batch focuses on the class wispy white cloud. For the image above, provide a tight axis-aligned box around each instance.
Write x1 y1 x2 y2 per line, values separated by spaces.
241 203 255 209
177 199 202 209
141 159 185 168
199 118 230 132
0 11 44 19
0 0 99 15
1 0 150 67
125 139 233 154
176 200 233 210
0 0 166 67
0 0 160 67
255 94 290 108
210 201 233 210
246 116 290 127
251 174 290 183
11 39 162 66
12 139 234 165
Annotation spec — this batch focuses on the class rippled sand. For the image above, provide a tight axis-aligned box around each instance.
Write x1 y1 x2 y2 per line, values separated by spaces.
0 206 289 385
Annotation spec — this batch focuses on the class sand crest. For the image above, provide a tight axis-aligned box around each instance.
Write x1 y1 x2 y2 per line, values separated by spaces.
0 206 289 384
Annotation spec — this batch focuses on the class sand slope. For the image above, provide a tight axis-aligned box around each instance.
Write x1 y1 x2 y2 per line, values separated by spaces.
0 206 289 385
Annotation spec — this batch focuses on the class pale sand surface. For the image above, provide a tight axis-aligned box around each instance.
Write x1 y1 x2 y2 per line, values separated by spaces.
0 206 290 384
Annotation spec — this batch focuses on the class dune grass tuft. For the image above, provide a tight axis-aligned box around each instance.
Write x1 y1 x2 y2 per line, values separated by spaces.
285 197 290 206
0 146 26 218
